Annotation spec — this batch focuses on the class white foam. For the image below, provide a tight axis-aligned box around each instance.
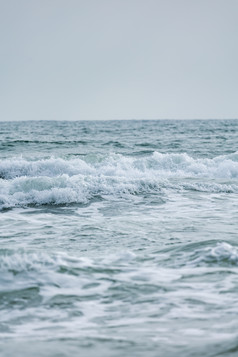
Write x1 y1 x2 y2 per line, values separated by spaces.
0 251 92 274
188 243 238 266
203 243 238 264
0 152 238 208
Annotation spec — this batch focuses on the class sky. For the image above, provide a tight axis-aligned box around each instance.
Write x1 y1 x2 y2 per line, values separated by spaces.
0 0 238 121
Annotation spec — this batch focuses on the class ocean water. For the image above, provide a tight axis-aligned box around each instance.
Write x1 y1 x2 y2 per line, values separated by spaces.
0 119 238 357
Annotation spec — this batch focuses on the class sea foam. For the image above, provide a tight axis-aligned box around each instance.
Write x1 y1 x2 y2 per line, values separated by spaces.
0 152 238 208
180 243 238 267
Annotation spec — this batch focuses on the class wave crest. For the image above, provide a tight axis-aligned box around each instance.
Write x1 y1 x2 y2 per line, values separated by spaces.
0 152 238 208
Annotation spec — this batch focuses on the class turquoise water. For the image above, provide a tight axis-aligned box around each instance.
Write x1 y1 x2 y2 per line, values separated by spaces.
0 120 238 356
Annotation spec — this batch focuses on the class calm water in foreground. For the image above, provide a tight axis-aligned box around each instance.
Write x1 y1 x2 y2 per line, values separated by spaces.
0 120 238 357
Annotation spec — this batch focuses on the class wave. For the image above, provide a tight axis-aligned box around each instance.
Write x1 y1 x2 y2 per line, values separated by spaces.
1 243 237 296
0 152 238 208
170 242 238 268
194 242 238 266
0 250 136 298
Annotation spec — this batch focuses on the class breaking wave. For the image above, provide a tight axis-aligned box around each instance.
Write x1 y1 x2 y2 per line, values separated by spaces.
193 242 238 266
0 152 238 208
169 242 238 268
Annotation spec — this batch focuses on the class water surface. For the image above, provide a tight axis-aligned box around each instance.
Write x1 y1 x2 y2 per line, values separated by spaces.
0 120 238 356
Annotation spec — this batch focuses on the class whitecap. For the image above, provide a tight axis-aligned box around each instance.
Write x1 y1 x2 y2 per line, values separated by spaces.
0 152 238 208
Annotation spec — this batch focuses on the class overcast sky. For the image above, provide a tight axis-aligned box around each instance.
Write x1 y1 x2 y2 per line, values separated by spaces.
0 0 238 121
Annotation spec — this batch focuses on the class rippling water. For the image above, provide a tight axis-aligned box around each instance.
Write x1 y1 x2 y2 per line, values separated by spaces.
1 120 238 356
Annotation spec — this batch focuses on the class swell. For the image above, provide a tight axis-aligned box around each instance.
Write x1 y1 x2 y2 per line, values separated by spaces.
1 242 237 299
0 152 238 208
158 242 238 268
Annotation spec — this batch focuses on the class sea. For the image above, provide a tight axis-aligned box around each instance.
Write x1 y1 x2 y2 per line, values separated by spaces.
0 119 238 357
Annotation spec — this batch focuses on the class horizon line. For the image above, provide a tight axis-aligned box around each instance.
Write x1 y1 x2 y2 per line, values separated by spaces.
1 118 238 123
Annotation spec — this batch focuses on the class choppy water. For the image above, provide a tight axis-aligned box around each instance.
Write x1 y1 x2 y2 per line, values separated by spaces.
1 120 238 357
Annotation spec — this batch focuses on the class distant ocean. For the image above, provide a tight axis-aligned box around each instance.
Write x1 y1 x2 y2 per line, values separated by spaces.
1 119 238 357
